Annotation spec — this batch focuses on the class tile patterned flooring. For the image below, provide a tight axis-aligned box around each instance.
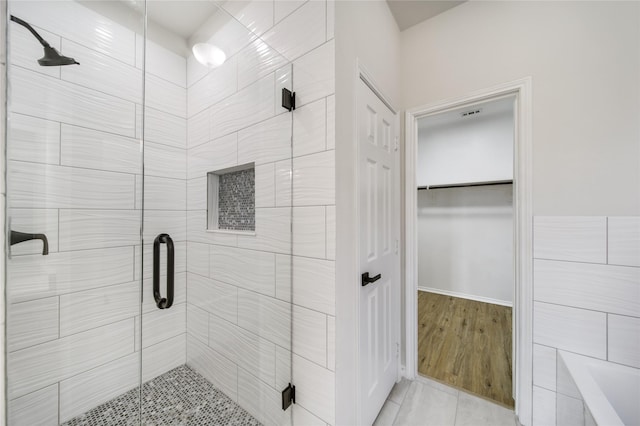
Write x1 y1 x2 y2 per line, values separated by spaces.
374 376 518 426
63 365 261 426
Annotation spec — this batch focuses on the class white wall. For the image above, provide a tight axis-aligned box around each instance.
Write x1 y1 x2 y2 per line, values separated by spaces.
4 1 187 423
401 1 640 216
417 101 514 187
418 185 513 305
335 1 400 424
184 1 336 425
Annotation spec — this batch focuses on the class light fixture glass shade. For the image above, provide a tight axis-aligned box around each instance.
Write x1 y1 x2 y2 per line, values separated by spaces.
192 43 226 68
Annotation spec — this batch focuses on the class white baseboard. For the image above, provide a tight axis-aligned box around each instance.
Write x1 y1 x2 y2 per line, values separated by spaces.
417 286 513 307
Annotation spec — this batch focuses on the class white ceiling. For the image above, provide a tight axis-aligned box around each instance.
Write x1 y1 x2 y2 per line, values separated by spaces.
386 0 466 31
146 1 220 40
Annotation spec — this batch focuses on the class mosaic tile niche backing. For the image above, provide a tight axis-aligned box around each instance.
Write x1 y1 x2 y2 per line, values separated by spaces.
217 168 255 231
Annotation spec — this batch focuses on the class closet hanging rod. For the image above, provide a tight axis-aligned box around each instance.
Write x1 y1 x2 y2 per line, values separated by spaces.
417 179 513 190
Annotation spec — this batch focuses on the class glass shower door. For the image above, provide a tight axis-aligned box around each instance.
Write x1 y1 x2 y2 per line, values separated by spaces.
140 2 294 425
4 1 145 424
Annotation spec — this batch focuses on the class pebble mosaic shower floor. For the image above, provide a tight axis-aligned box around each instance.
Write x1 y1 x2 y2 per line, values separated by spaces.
62 365 262 426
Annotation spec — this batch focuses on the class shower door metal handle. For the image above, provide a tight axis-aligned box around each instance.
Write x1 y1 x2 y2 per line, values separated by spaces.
153 233 174 309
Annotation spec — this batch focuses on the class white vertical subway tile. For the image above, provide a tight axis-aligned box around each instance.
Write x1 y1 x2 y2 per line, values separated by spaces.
275 160 292 207
532 386 556 426
293 97 326 157
9 162 135 209
143 210 187 242
325 206 335 260
211 74 275 139
608 217 640 267
534 259 640 317
7 297 59 352
187 107 211 149
326 94 335 150
60 124 140 174
59 352 139 423
139 175 186 210
276 254 292 303
326 0 334 40
8 113 60 165
275 345 292 391
187 56 237 117
8 247 135 303
534 301 606 359
208 315 276 387
187 273 238 324
8 208 59 256
533 344 556 391
187 210 239 247
187 177 207 211
144 142 186 180
10 0 137 66
293 353 335 424
327 315 335 371
8 318 135 399
237 39 287 89
186 334 238 402
293 305 327 367
187 303 209 344
187 133 238 180
221 0 275 37
187 242 210 278
292 150 335 206
8 384 58 426
12 67 136 137
237 113 291 165
256 163 276 208
238 367 292 426
263 0 326 61
58 209 140 251
292 206 326 258
141 303 186 348
60 39 143 104
141 333 186 382
238 289 291 348
293 257 335 315
533 216 606 263
608 314 640 368
275 0 307 23
237 207 292 254
146 73 187 118
210 246 276 296
556 393 584 426
144 106 187 149
145 38 187 87
293 40 334 107
59 281 139 337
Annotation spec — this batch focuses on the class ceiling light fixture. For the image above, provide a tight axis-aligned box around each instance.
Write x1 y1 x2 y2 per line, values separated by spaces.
192 43 226 68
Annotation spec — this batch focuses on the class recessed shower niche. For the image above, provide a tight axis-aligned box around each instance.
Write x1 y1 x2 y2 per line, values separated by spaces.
207 163 255 233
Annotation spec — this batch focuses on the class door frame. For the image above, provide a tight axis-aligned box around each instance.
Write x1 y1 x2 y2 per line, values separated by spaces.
355 60 402 425
403 78 533 424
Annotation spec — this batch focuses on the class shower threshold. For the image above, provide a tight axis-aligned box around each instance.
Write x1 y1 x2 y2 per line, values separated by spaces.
62 365 261 426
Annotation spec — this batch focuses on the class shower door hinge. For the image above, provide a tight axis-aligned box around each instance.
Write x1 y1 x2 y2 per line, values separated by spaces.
282 88 296 111
281 383 296 411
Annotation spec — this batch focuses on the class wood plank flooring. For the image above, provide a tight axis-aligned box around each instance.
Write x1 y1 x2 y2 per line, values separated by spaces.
417 291 514 408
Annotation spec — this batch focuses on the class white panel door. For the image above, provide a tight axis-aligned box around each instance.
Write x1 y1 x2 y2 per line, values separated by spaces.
357 78 399 426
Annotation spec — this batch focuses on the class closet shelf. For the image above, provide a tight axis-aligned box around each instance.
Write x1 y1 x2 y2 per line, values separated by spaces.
417 179 513 190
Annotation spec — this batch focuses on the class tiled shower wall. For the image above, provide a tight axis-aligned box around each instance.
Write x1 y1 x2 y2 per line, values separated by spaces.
184 1 335 425
531 216 640 425
5 1 187 423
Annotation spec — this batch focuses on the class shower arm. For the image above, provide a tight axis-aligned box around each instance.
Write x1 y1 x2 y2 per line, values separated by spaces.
10 15 51 48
